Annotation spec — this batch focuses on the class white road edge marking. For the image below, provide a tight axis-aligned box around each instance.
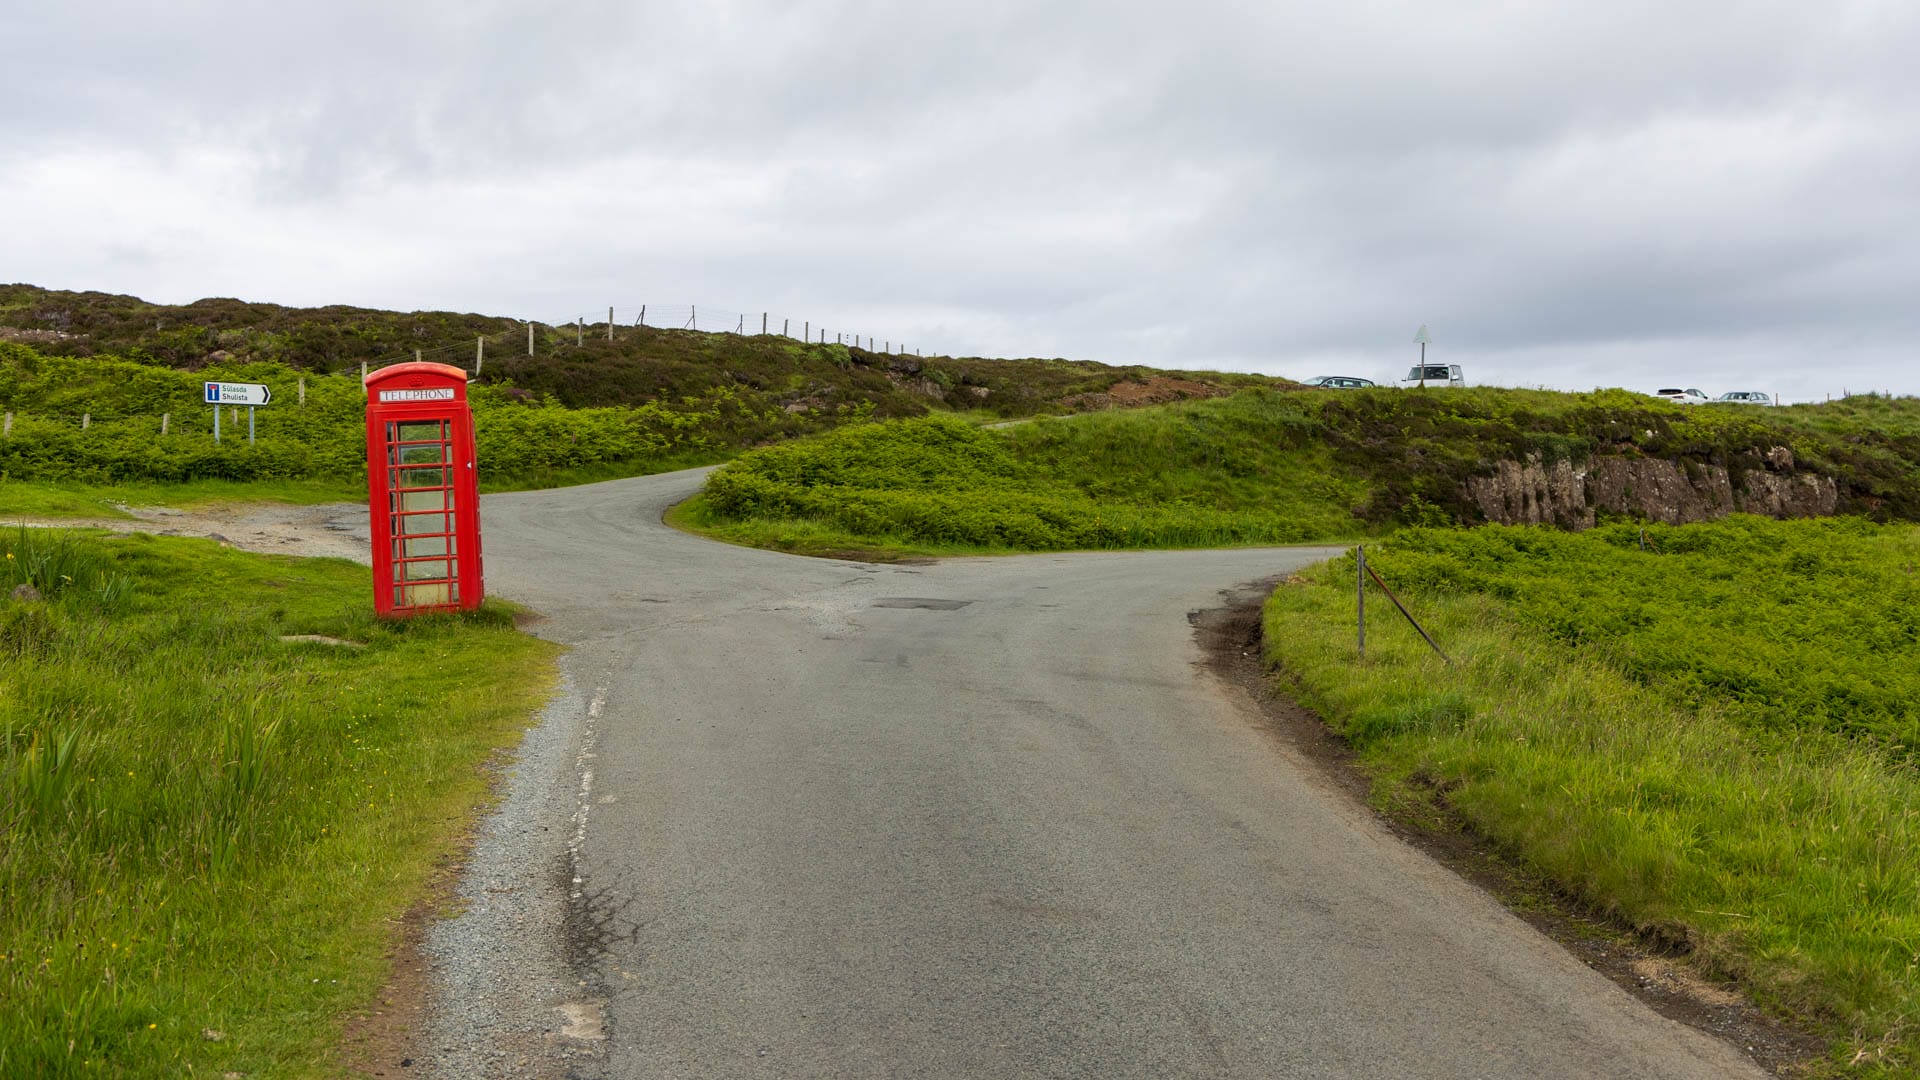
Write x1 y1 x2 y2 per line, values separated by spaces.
569 686 607 902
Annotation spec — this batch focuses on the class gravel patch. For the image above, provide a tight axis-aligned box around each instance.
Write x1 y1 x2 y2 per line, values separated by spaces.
4 501 372 562
416 668 606 1079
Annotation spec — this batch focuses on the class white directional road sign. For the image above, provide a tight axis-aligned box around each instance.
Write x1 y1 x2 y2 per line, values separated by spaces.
205 382 272 406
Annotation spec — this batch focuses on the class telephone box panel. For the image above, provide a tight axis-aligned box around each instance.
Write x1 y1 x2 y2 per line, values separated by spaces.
364 362 483 616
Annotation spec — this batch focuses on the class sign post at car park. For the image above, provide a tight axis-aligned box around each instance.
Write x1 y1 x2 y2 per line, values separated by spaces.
1413 325 1431 387
205 382 271 444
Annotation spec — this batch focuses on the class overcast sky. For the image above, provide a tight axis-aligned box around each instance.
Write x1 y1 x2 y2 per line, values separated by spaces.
5 1 1918 402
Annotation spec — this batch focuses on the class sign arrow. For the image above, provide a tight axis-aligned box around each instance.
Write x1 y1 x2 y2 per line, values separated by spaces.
204 382 272 406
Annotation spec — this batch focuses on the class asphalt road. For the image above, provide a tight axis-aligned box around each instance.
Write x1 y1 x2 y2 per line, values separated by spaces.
418 467 1764 1079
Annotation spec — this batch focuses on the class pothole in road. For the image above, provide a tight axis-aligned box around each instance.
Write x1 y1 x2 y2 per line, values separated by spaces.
556 999 607 1042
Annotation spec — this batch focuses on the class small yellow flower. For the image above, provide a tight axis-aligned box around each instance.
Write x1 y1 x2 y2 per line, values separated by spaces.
148 1023 157 1030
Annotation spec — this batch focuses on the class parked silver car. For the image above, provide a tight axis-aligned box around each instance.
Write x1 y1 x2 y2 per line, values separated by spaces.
1713 391 1775 405
1301 375 1376 389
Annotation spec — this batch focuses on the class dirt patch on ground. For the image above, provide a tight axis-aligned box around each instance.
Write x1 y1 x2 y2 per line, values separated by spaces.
6 502 371 563
1058 376 1228 411
336 853 462 1078
1189 579 1826 1078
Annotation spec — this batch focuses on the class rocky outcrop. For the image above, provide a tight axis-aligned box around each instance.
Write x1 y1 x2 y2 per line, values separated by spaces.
1466 449 1839 529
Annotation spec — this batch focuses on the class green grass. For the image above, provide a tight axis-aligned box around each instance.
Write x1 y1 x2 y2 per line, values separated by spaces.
1263 518 1920 1073
694 406 1372 554
0 478 362 519
0 526 558 1077
692 386 1920 559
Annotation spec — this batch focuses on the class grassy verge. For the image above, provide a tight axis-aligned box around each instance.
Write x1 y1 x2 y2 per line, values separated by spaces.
0 478 362 519
670 493 1003 561
477 447 732 495
693 407 1371 554
1263 518 1920 1074
0 454 736 520
0 526 558 1077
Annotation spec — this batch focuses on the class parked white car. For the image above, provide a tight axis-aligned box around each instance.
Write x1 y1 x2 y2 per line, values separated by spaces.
1655 387 1710 405
1402 364 1464 387
1713 391 1775 406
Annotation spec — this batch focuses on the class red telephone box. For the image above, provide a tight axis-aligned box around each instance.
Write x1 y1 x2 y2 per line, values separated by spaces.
364 362 483 616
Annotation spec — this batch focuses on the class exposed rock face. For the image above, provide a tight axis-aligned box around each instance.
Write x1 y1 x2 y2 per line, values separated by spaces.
1466 451 1839 529
1466 457 1594 529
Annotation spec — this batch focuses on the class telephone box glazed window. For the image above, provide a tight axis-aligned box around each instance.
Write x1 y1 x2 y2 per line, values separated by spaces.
363 363 483 616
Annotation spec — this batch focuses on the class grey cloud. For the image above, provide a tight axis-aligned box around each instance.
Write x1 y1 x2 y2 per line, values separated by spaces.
6 1 1920 402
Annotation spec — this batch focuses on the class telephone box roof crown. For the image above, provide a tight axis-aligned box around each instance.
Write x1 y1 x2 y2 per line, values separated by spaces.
364 362 468 388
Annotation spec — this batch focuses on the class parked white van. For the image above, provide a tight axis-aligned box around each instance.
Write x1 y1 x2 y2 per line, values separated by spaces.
1403 364 1464 387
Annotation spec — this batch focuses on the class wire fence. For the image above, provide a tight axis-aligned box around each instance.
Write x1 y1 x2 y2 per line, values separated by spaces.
0 303 928 432
352 304 926 381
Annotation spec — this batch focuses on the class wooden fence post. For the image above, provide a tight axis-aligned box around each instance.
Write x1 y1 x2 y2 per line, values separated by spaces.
762 312 768 335
639 305 646 327
361 361 368 392
1357 546 1366 659
783 318 789 337
577 318 583 346
528 322 534 356
82 413 90 431
161 413 170 436
415 349 422 364
298 376 306 405
4 411 13 438
608 307 614 341
476 336 484 374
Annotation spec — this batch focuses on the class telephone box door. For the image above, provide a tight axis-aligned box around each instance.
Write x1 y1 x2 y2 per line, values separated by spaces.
364 362 483 616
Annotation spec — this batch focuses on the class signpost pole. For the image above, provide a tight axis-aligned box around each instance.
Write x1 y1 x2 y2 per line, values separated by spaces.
214 406 221 444
248 406 256 444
